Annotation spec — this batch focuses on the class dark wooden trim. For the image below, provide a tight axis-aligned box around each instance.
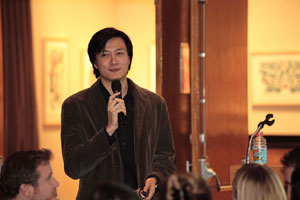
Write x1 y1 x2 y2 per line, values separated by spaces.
155 0 163 96
266 136 300 148
0 0 4 157
248 135 300 148
190 0 201 174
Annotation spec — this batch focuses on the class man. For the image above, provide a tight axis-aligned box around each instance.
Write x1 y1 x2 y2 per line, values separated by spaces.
281 147 300 200
0 149 59 200
291 162 300 200
61 27 176 200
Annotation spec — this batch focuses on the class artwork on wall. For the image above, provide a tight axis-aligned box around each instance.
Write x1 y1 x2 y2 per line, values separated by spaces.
251 53 300 105
43 39 68 126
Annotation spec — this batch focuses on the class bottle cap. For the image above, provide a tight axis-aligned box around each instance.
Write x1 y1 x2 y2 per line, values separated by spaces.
257 132 264 136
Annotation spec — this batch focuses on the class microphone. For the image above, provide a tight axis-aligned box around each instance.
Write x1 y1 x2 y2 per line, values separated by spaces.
111 80 126 127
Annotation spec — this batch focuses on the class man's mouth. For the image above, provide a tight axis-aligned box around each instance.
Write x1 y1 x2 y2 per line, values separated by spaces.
110 68 120 72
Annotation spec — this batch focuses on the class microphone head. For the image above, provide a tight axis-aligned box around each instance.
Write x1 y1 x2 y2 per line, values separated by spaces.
111 80 121 94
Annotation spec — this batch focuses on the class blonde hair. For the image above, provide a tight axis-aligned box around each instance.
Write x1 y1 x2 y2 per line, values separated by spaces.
164 173 211 200
232 164 287 200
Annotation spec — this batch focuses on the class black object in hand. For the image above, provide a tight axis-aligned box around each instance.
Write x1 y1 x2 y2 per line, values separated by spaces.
111 80 126 127
139 190 148 199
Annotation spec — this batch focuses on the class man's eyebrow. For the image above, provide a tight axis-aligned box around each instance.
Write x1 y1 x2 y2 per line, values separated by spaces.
103 48 126 52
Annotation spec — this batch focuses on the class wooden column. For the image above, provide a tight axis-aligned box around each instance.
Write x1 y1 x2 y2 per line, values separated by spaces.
155 0 163 96
190 0 201 174
205 0 248 199
0 0 4 157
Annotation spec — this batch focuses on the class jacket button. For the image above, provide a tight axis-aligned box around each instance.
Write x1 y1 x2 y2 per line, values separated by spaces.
116 164 120 168
102 151 107 155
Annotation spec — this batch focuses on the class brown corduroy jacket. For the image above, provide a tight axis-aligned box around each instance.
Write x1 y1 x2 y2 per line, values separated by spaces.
61 78 176 200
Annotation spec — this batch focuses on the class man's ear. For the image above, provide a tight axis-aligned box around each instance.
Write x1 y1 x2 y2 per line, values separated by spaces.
19 184 34 197
93 63 98 69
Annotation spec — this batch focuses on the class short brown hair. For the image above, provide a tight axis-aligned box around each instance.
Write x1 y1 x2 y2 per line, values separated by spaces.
0 149 52 198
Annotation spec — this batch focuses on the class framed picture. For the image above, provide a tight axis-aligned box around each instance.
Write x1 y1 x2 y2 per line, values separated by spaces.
42 39 68 126
251 53 300 105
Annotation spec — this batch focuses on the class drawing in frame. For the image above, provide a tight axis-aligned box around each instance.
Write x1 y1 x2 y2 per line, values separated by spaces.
42 39 68 126
251 52 300 105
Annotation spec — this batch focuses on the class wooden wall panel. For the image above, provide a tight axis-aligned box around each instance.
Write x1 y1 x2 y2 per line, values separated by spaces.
161 0 192 172
158 0 248 199
205 0 248 199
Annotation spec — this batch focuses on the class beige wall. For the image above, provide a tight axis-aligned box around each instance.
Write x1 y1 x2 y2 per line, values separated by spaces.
248 0 300 135
31 0 155 199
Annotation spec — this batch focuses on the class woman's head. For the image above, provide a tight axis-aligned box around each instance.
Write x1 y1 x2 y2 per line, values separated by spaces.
232 164 287 200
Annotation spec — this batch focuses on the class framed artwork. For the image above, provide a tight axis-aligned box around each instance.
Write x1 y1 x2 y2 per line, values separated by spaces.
251 53 300 105
43 39 68 126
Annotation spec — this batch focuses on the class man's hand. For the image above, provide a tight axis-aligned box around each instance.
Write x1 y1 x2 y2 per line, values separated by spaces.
142 177 157 200
106 92 126 135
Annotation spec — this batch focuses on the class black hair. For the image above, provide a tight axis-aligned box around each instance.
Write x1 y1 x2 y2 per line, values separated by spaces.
291 162 300 200
281 147 300 168
87 27 133 78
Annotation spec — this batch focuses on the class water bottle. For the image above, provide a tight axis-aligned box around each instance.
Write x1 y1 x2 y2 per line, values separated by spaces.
252 132 267 165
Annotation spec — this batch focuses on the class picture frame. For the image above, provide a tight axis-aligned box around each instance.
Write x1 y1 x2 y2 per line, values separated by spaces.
42 39 68 126
251 52 300 105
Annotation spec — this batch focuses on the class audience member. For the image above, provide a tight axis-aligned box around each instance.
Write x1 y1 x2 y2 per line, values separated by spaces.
0 149 59 200
281 147 300 200
159 172 212 200
232 163 286 200
87 181 139 200
291 162 300 200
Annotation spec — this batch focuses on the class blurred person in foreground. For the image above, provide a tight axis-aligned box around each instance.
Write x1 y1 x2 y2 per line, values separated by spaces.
291 162 300 200
159 172 212 200
0 149 59 200
232 163 286 200
88 181 139 200
281 147 300 200
61 27 176 200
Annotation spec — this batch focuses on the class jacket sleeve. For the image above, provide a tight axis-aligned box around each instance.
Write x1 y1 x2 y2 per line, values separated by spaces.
61 100 115 179
150 99 176 183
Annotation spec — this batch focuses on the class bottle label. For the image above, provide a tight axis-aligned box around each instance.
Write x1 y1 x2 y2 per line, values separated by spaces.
253 147 267 164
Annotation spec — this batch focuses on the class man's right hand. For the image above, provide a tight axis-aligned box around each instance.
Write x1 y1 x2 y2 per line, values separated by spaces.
106 92 126 136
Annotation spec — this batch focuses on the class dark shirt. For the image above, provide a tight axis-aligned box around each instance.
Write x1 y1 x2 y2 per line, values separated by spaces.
99 80 138 189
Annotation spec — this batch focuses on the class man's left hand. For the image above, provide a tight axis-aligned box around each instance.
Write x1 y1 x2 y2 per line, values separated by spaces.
142 177 157 200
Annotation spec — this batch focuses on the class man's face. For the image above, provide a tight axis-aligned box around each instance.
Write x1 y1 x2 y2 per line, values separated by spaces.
32 163 59 200
284 165 294 200
94 37 130 85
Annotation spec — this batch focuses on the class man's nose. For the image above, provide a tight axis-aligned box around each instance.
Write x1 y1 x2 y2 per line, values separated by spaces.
111 54 118 65
52 177 60 187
